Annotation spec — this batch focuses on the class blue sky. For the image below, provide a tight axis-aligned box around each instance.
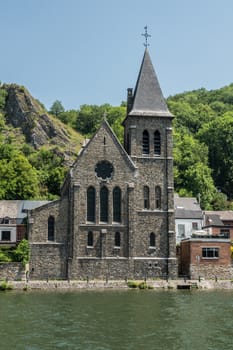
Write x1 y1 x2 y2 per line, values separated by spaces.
1 0 233 110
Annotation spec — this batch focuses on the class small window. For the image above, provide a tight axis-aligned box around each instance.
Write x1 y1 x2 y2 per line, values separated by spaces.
178 224 185 238
155 186 161 209
3 218 10 224
143 186 150 209
48 216 55 241
100 186 109 222
154 130 161 155
87 231 93 247
1 231 11 241
192 222 198 230
142 130 149 154
150 232 155 247
220 229 230 238
202 247 219 259
115 232 121 247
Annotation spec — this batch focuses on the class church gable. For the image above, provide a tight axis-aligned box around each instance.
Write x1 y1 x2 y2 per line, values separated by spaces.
72 120 136 184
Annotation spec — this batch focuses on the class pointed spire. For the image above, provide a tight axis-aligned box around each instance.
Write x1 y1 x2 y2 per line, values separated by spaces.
129 49 172 117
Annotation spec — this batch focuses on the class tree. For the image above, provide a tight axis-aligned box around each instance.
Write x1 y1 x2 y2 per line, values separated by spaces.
198 114 233 199
49 100 65 116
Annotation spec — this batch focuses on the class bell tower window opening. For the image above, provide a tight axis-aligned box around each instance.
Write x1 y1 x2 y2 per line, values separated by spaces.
150 232 156 247
142 130 149 154
154 130 161 155
100 186 109 222
143 186 150 209
155 186 161 209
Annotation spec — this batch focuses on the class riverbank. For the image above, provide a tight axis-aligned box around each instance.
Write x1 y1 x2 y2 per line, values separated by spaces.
4 278 233 291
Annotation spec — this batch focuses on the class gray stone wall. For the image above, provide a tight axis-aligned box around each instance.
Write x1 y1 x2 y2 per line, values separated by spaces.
0 262 25 281
29 243 67 280
190 264 233 280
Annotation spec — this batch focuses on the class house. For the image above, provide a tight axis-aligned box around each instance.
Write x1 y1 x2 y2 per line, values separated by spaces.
28 48 177 281
0 200 49 246
174 196 203 244
180 234 232 279
203 211 233 239
180 210 233 279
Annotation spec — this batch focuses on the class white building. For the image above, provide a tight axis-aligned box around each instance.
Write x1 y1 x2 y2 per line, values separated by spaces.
175 196 203 244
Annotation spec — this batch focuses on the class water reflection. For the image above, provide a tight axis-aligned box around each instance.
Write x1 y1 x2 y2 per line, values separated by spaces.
0 290 232 350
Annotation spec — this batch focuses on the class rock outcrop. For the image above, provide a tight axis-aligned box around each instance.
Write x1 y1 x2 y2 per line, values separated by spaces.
4 84 73 150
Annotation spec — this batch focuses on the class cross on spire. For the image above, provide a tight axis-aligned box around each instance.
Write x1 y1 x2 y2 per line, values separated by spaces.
141 25 151 48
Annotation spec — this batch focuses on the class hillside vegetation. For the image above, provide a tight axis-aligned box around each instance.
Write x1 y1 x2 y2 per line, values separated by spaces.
0 82 233 210
0 83 83 199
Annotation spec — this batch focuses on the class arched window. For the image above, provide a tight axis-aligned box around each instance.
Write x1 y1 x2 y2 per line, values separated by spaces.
113 187 121 223
142 130 149 154
87 186 96 222
143 186 150 209
115 232 121 247
155 186 161 209
100 186 108 222
48 216 55 241
87 231 93 247
150 232 156 247
154 130 161 155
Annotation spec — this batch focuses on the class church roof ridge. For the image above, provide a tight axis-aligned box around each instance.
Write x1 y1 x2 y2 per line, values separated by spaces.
129 48 172 117
70 119 136 172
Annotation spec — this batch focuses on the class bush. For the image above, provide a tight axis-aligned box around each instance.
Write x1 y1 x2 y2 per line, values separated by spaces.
127 280 139 288
0 280 13 291
12 239 29 266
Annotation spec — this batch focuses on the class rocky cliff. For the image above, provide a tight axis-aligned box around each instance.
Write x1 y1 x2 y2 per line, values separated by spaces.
2 84 82 163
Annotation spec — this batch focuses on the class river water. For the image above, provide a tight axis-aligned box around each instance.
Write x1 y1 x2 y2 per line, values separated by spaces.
0 289 232 350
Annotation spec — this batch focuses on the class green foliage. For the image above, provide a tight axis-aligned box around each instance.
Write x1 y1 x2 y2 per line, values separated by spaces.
28 148 66 196
198 114 233 199
127 280 153 289
12 239 29 266
76 104 126 139
127 280 139 288
49 100 65 116
138 281 148 289
0 240 29 266
0 249 11 262
56 109 77 128
169 84 233 208
0 87 7 110
0 280 13 291
0 150 39 199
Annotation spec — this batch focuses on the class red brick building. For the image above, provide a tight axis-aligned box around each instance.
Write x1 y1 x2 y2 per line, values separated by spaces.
180 237 232 279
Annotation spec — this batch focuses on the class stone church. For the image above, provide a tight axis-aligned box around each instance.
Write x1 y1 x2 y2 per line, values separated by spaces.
29 48 177 280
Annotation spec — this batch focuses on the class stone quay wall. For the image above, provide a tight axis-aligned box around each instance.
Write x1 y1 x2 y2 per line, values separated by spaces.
0 262 25 281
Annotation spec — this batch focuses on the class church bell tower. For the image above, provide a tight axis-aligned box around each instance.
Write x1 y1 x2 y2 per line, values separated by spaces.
123 45 177 278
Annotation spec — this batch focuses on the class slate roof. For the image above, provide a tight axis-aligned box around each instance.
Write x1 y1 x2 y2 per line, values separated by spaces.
204 211 233 222
175 209 203 219
129 49 172 117
174 196 202 219
0 200 50 223
204 214 224 226
174 196 201 211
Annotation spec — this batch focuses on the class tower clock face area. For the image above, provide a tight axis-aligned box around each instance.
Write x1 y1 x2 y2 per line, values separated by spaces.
95 160 114 180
